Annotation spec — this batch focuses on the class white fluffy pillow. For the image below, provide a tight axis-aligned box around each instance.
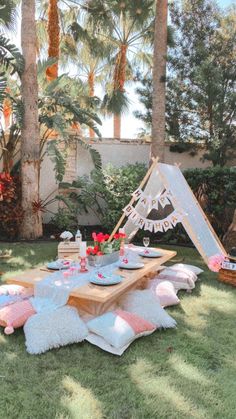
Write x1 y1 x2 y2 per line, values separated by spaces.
24 306 88 354
171 263 203 276
119 290 176 329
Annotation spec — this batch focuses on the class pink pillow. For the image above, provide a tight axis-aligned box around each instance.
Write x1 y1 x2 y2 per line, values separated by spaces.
156 268 195 291
148 280 180 308
0 284 34 297
0 300 36 335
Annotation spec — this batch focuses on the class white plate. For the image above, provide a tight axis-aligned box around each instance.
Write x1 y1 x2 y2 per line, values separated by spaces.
139 250 162 258
90 273 123 286
118 262 145 270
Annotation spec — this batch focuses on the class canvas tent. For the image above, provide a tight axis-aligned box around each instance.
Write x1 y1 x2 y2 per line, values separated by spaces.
110 160 227 265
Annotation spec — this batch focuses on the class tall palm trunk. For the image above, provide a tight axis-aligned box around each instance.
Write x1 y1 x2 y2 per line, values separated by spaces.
151 0 168 161
20 0 42 239
113 44 127 138
88 70 95 138
46 0 60 81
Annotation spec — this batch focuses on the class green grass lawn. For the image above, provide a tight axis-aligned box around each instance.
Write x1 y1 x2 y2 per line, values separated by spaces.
0 242 236 419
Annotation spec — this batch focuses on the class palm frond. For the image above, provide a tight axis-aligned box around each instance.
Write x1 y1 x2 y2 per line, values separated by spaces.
73 136 102 171
101 89 130 115
0 34 24 75
46 140 67 183
0 0 18 31
0 73 6 111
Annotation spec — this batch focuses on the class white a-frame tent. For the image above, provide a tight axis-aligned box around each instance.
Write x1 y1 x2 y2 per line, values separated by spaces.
110 159 227 265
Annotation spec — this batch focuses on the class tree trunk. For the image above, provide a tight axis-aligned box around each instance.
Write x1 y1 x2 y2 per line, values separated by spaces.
46 0 60 81
88 70 95 138
113 44 128 139
151 0 168 161
20 0 42 239
114 114 121 138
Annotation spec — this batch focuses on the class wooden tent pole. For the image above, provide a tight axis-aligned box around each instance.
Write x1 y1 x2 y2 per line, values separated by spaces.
108 156 159 242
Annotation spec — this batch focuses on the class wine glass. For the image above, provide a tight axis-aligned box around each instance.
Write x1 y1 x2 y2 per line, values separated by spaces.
94 255 102 275
143 237 150 248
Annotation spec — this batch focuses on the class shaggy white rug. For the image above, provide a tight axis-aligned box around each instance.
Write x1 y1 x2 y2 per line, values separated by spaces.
24 306 88 355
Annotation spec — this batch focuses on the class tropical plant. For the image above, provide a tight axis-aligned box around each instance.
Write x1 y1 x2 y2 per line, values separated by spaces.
0 0 18 30
0 172 23 238
84 0 155 138
0 35 24 116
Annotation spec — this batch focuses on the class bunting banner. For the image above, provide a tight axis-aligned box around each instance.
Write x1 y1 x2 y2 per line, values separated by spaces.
132 188 173 210
123 204 182 233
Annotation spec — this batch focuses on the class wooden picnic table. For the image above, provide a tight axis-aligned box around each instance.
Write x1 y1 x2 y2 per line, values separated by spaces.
6 248 177 316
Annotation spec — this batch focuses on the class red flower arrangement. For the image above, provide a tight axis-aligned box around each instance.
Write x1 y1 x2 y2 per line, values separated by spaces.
87 232 126 256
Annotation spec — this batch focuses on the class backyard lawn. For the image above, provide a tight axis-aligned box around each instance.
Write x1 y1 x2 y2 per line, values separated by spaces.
0 242 236 419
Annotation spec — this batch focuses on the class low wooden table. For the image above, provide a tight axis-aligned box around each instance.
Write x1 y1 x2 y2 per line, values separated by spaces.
6 248 176 316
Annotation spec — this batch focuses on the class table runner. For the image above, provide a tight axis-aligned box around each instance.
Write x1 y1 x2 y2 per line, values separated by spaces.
30 263 118 313
30 248 142 313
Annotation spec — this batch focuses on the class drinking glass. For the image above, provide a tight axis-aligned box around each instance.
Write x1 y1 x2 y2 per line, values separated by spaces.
94 255 102 274
143 237 150 248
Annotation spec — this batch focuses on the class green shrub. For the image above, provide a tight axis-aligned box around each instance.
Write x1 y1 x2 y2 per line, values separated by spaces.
0 173 23 239
185 166 236 238
50 208 78 233
61 163 147 232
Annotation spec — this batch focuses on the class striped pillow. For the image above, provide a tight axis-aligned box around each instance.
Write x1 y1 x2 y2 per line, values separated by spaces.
87 310 156 349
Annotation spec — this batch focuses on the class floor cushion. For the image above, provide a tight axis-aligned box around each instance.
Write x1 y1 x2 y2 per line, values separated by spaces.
0 286 34 309
87 309 156 349
148 280 180 308
156 268 196 291
86 333 131 356
170 263 203 276
0 284 33 297
119 290 176 328
0 300 36 334
24 306 88 355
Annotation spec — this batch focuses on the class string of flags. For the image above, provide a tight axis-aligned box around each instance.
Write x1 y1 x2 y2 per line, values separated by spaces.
132 188 172 210
123 204 183 232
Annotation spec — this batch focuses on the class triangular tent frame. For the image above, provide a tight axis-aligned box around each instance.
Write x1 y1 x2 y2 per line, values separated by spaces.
109 158 227 265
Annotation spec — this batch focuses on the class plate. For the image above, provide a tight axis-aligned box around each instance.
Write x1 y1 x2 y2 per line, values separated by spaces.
139 250 162 258
90 273 123 286
46 260 72 270
118 262 145 270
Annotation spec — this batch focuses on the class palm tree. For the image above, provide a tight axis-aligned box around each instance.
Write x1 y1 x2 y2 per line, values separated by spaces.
20 0 43 239
84 0 155 138
151 0 168 161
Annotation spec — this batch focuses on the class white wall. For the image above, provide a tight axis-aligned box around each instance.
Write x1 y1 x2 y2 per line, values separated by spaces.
41 139 212 225
0 138 214 225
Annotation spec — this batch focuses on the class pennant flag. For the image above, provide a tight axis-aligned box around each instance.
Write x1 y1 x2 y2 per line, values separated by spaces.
132 188 142 201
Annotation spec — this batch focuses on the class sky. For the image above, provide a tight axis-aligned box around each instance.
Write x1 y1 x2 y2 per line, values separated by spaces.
10 0 235 139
